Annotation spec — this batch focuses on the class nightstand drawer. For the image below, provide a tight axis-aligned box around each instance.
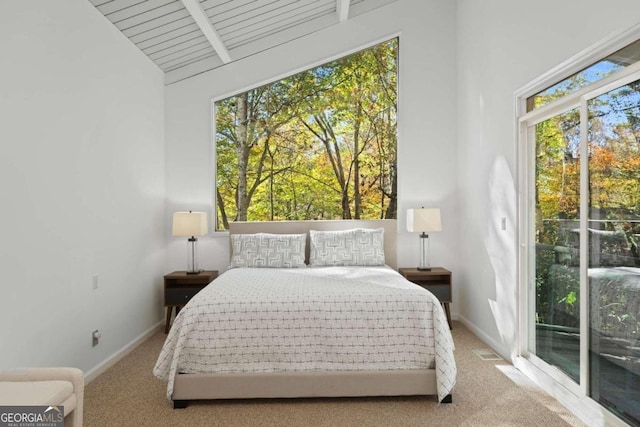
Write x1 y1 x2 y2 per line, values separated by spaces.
409 274 450 285
164 270 218 333
419 284 451 302
165 287 202 306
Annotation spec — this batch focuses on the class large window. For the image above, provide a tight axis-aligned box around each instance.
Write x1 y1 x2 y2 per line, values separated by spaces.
214 39 398 230
519 32 640 427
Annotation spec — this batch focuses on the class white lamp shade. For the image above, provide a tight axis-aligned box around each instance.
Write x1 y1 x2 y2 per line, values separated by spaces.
407 208 442 232
172 211 208 237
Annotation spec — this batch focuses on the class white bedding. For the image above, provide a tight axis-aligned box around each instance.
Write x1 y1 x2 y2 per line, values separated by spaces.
153 266 456 402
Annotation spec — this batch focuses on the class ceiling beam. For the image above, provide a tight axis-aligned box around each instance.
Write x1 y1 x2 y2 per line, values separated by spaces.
337 0 350 22
180 0 231 64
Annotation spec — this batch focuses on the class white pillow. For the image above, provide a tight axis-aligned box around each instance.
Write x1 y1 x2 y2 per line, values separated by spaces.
309 228 385 266
230 233 306 268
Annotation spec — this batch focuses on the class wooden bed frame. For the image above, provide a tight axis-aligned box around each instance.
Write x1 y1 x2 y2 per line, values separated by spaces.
171 219 448 408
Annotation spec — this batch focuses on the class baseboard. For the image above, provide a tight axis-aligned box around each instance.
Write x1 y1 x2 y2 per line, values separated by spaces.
456 314 512 362
84 320 163 384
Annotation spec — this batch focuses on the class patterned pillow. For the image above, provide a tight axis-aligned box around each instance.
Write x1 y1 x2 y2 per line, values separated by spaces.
309 228 385 266
230 233 306 268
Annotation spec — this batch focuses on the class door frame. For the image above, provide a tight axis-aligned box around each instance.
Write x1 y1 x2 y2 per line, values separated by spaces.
514 23 640 427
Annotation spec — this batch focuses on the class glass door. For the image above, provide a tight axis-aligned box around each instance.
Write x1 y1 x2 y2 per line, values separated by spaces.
586 78 640 426
525 70 640 426
531 107 582 384
519 32 640 425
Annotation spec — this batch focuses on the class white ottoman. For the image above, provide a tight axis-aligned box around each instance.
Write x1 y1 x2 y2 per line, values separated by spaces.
0 367 84 427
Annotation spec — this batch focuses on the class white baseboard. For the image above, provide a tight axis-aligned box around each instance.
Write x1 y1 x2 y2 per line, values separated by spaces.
84 320 163 384
455 314 512 362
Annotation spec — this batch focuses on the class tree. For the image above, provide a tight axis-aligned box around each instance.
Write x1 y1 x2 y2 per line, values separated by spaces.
533 74 640 329
215 39 398 229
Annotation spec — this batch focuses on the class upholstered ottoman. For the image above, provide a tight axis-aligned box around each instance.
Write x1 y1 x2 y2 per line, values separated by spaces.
0 367 83 427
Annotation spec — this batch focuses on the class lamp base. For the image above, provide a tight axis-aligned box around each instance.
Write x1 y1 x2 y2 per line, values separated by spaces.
417 233 432 271
185 237 202 275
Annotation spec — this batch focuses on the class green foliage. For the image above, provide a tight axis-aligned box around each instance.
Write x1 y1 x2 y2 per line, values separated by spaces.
215 39 398 230
534 76 640 337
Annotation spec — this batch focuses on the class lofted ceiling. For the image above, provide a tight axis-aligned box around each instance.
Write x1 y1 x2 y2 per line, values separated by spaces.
89 0 397 84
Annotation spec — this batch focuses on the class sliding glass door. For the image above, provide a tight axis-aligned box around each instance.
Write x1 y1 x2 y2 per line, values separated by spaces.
526 70 640 426
587 79 640 424
532 108 581 384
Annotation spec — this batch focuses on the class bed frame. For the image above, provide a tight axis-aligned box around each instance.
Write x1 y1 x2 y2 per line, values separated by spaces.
171 219 448 408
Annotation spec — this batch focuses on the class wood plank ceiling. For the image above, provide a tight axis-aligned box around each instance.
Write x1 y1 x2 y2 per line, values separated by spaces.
89 0 397 84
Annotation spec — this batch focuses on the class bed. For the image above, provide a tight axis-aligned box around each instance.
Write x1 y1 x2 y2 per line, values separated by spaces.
153 219 456 408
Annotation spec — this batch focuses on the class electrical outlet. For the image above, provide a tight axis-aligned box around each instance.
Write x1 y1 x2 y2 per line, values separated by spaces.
92 329 101 347
92 275 99 290
501 217 507 231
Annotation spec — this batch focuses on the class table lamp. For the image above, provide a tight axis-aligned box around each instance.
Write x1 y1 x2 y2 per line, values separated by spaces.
172 211 208 274
407 207 441 271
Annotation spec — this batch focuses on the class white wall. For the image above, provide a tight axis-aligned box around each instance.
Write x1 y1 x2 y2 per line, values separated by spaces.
165 0 460 310
456 0 640 358
0 0 165 373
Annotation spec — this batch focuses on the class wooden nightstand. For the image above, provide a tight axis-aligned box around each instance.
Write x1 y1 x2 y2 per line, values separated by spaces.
164 270 218 333
399 267 452 329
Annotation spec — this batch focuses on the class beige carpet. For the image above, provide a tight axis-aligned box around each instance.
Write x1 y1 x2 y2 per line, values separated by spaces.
84 322 585 426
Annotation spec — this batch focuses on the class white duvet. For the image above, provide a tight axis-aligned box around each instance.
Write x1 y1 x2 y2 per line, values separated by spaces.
153 266 456 402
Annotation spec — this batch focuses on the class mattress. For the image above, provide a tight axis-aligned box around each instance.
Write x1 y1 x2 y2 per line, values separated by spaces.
153 266 456 401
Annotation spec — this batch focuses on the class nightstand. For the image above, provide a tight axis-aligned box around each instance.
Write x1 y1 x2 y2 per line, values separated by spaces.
399 267 452 329
164 270 218 333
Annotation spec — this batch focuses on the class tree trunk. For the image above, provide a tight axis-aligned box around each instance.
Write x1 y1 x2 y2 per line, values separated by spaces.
216 189 229 230
354 100 362 219
385 109 397 220
384 166 397 219
303 114 352 219
236 93 250 221
269 149 274 221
